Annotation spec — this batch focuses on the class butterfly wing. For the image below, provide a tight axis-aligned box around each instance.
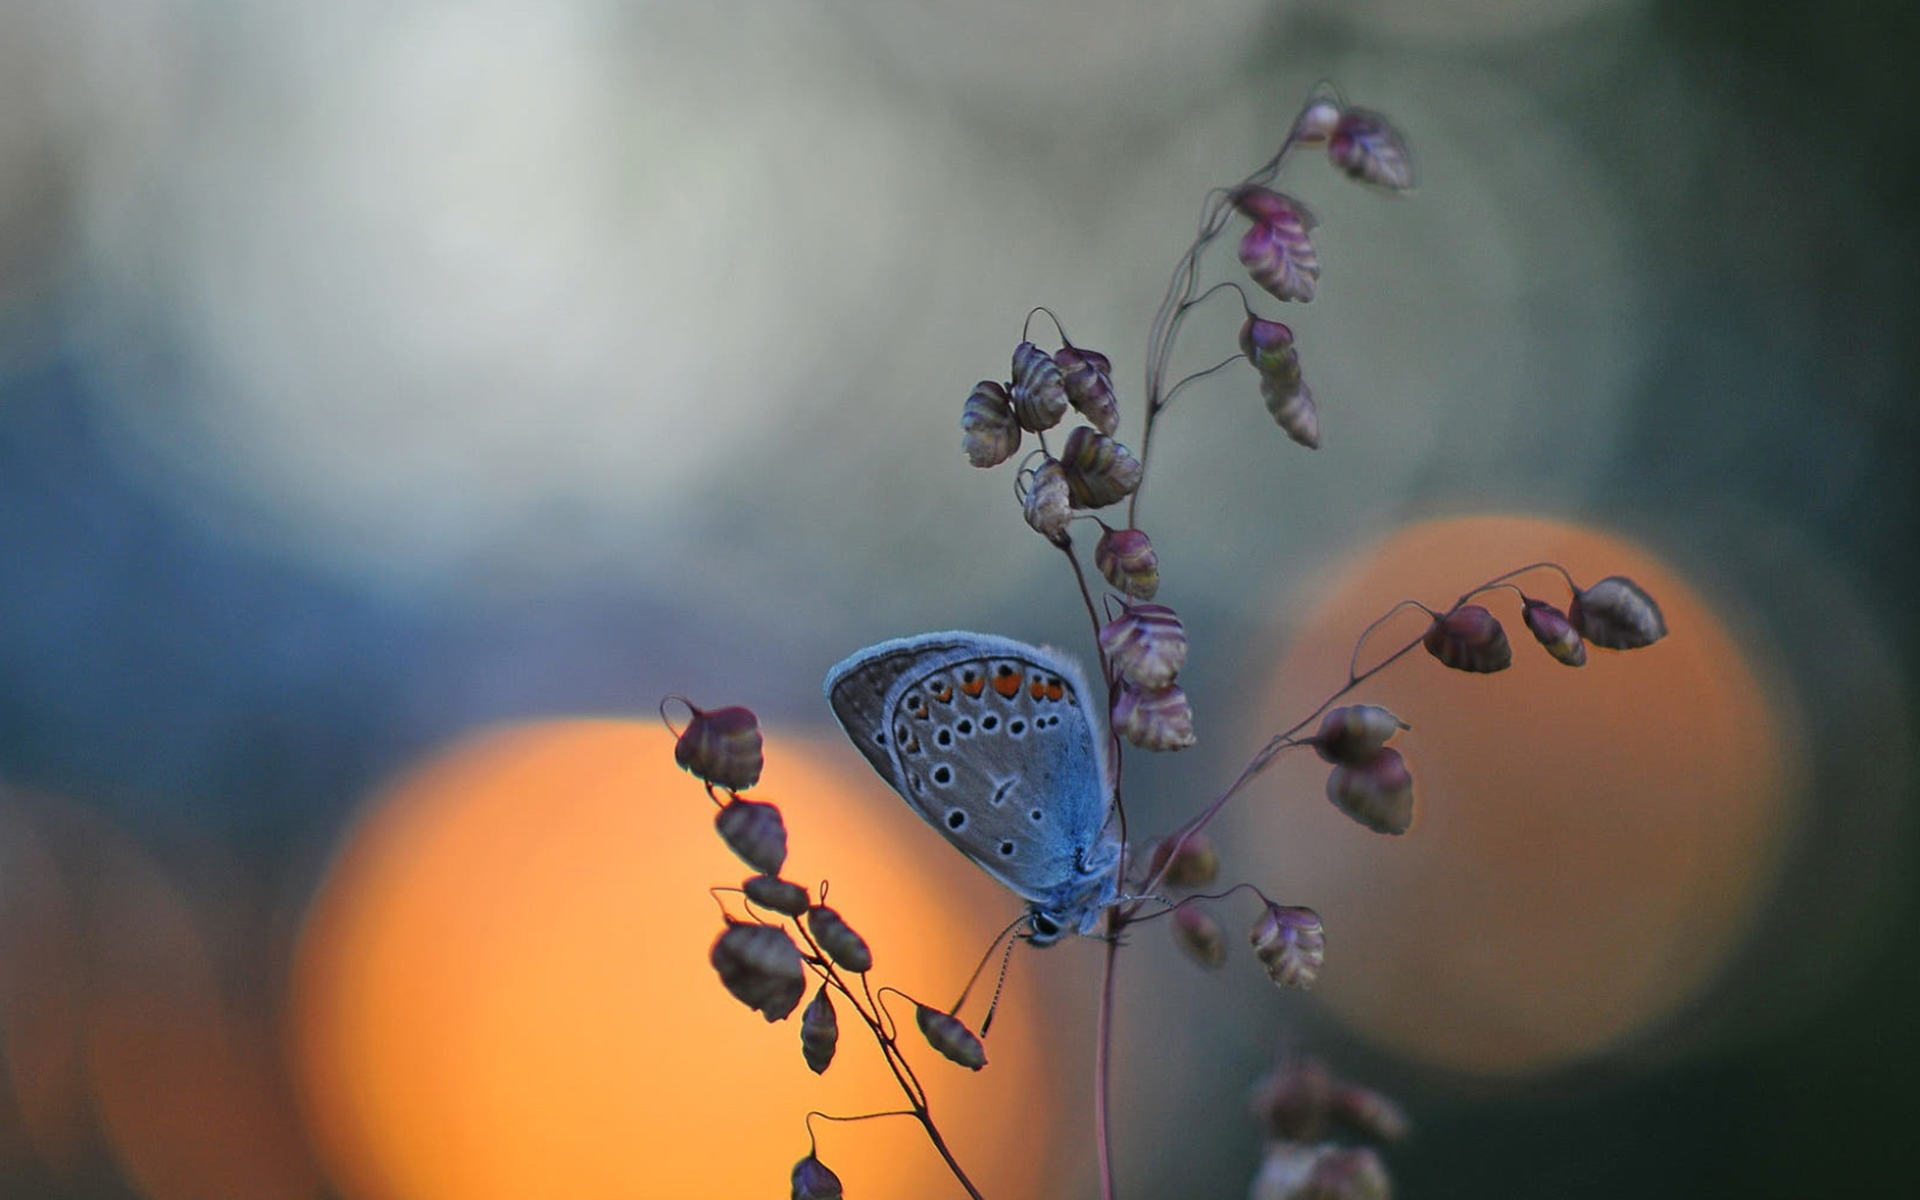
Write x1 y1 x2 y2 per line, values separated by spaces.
826 632 1117 915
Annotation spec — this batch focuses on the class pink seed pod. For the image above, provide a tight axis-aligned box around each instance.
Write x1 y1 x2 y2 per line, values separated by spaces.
1423 604 1513 673
915 1005 987 1071
1237 207 1320 304
1329 107 1415 192
1095 525 1160 600
1312 704 1408 766
1228 184 1311 227
715 798 788 875
1112 682 1197 751
1522 597 1588 667
1326 747 1414 835
1293 96 1343 145
1304 1146 1392 1200
791 1153 844 1200
1251 903 1326 990
1059 426 1143 508
1249 1142 1336 1200
805 905 873 974
1099 602 1187 690
1145 831 1220 889
1331 1080 1413 1144
961 380 1021 468
1262 374 1320 449
710 920 806 1022
674 703 763 791
1054 344 1120 436
1569 575 1668 650
1238 314 1298 377
1173 904 1227 968
1021 457 1073 544
1010 341 1068 431
1248 1058 1336 1142
743 874 810 917
799 985 838 1074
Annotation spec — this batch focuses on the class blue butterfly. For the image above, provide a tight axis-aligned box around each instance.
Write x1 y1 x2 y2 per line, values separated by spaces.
824 632 1120 946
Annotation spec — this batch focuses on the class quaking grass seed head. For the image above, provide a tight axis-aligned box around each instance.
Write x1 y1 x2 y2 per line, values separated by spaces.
1010 341 1069 431
1251 903 1326 989
916 1005 987 1071
1099 602 1188 690
799 985 838 1074
791 1154 844 1200
1054 344 1120 436
962 380 1021 468
1422 604 1512 673
1173 903 1228 968
1325 748 1415 835
805 905 873 974
1522 598 1587 667
1311 704 1407 767
1095 525 1160 599
715 797 788 875
1112 681 1197 751
1570 576 1668 650
710 920 806 1022
743 874 810 917
673 703 763 791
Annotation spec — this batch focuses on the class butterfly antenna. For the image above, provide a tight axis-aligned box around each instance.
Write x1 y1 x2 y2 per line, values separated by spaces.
954 911 1027 1019
978 932 1021 1037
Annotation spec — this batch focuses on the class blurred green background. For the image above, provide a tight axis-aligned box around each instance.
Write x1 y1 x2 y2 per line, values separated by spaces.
2 1 1915 1197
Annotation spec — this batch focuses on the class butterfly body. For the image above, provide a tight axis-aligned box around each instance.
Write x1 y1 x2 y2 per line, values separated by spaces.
824 632 1119 945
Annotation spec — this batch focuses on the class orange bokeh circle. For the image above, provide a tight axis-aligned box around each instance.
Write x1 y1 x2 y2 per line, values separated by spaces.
291 720 1061 1200
1239 516 1793 1076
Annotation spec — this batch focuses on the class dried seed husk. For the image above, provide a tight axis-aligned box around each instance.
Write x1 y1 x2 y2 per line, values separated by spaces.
715 798 788 875
743 874 810 917
1522 598 1587 666
800 985 838 1074
1111 682 1196 751
791 1154 844 1200
1094 525 1160 600
1312 704 1407 766
1569 576 1667 650
806 905 873 974
961 380 1021 468
1329 107 1415 192
674 704 763 790
710 920 805 1021
1325 748 1414 835
915 1005 987 1071
1145 831 1219 889
1173 904 1227 968
1059 426 1143 509
1010 341 1068 431
1054 344 1120 435
1422 604 1512 673
1098 603 1187 690
1022 457 1073 544
1251 903 1326 989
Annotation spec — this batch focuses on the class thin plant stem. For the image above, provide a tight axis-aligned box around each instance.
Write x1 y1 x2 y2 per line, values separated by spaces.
1095 933 1121 1200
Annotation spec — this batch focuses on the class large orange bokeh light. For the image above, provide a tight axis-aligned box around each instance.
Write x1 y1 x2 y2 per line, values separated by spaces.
1241 516 1793 1076
291 720 1062 1200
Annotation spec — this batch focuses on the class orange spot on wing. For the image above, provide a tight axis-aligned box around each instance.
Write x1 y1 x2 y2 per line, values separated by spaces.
993 671 1024 698
1046 683 1065 702
960 678 986 698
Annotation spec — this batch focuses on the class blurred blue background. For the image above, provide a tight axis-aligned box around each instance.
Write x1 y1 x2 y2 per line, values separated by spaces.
2 1 1916 1197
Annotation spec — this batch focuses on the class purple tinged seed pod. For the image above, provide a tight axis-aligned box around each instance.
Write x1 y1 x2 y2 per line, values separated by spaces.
1021 457 1073 544
1059 426 1143 509
915 1005 987 1071
1251 903 1326 989
1232 191 1320 304
791 1154 844 1200
1569 576 1668 650
1329 107 1415 193
1009 341 1068 431
1293 96 1343 145
1262 375 1320 449
1238 314 1298 376
1422 604 1513 673
1326 748 1414 835
1145 831 1220 889
1522 597 1588 666
743 874 810 917
1099 603 1188 690
1112 682 1197 751
710 920 806 1022
1331 1080 1413 1144
1312 704 1408 766
961 380 1021 468
1250 1143 1335 1200
799 985 838 1074
1248 1058 1336 1142
1304 1146 1393 1200
674 703 763 791
715 798 787 875
1173 904 1227 968
805 905 873 974
1054 344 1120 435
1094 526 1160 600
